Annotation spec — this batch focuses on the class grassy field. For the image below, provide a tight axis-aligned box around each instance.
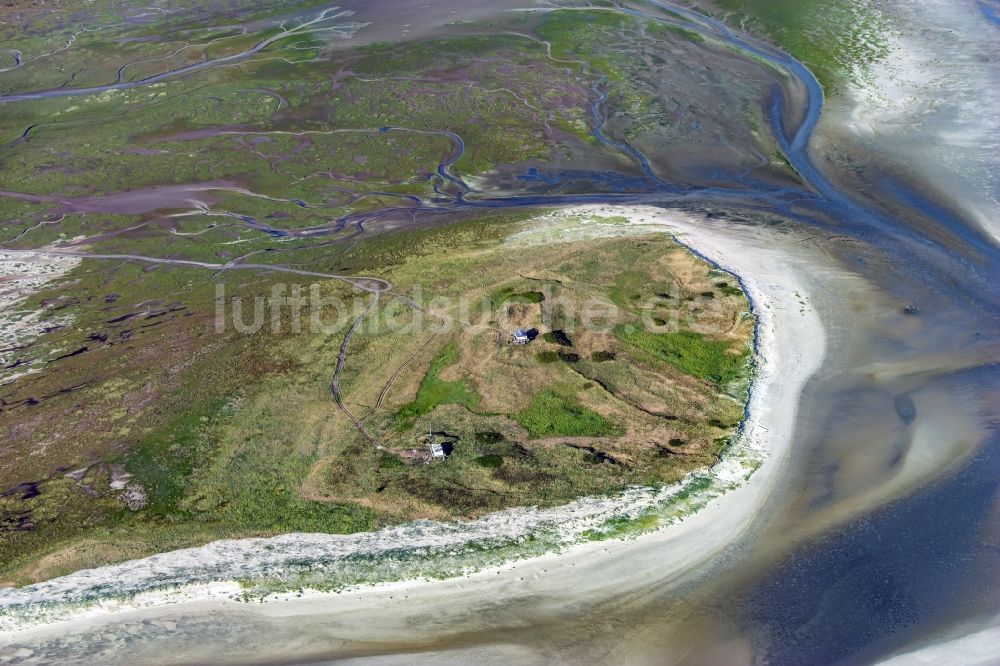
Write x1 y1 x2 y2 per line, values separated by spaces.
514 386 622 438
395 343 481 426
0 212 526 584
307 213 754 522
614 326 749 386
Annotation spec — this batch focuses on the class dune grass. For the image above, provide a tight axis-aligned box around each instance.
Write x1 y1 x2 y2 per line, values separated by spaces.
514 386 621 438
614 325 749 385
396 343 480 423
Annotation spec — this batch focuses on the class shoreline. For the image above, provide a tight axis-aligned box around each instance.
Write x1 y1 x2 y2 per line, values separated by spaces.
0 205 830 652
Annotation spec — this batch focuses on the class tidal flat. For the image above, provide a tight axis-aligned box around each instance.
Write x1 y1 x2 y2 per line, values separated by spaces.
0 0 998 664
0 1 792 585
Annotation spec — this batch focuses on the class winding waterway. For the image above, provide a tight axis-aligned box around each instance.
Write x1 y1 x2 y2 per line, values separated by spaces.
0 8 368 104
1 0 998 663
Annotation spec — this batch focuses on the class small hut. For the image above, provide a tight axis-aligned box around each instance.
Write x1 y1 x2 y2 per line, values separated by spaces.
426 429 449 460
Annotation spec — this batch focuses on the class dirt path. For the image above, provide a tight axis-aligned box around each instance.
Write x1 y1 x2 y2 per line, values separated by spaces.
360 321 446 425
0 249 392 293
331 292 383 449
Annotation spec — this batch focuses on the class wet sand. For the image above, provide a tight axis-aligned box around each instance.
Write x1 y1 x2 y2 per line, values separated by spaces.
837 0 1000 244
875 613 1000 666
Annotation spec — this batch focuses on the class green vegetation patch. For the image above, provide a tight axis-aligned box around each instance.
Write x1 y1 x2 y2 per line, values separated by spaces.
474 455 505 469
396 343 480 423
614 325 749 385
124 398 226 517
715 281 745 297
536 8 632 43
707 0 891 92
492 286 547 305
647 18 705 43
513 386 621 438
608 269 657 309
536 350 561 364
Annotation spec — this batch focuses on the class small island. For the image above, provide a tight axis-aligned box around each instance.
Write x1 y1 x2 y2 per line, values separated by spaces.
311 219 755 520
0 212 755 586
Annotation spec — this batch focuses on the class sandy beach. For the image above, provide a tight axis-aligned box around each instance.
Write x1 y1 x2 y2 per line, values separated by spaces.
0 250 80 386
0 204 836 662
